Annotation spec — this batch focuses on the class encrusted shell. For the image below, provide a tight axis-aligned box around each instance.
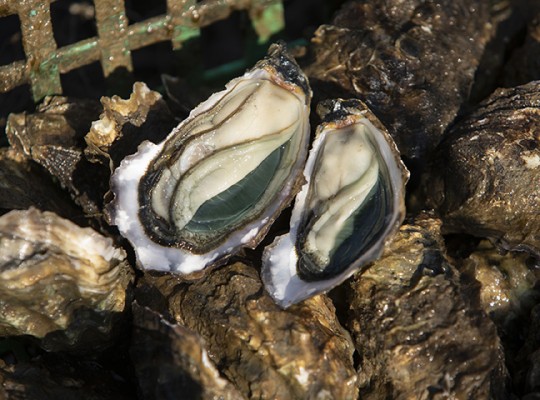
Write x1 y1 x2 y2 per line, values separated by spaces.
0 208 132 352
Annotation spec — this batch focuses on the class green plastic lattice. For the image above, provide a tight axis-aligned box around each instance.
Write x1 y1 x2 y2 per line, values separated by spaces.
0 0 284 101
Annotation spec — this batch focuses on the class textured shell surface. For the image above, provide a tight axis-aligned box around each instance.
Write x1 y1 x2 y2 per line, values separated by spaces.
262 99 408 307
0 207 132 351
109 43 311 274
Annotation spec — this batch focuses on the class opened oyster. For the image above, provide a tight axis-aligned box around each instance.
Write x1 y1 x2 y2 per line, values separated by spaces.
109 43 311 273
262 99 408 307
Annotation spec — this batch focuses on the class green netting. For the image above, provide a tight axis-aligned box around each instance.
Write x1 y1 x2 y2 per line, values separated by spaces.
0 0 284 102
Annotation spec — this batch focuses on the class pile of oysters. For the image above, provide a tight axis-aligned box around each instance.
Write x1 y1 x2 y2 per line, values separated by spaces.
1 0 539 398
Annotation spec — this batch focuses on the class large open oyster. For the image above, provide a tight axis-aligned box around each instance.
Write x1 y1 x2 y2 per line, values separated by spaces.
262 99 408 307
109 43 311 273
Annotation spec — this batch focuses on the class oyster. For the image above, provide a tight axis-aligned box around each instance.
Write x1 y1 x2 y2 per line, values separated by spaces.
503 6 540 87
0 208 133 352
304 0 493 161
425 80 540 256
345 214 507 399
109 43 311 274
5 96 107 216
135 262 358 399
262 99 408 307
130 302 242 400
0 147 79 219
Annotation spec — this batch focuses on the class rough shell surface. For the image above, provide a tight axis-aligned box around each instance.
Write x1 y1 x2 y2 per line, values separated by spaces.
426 80 540 256
305 0 493 161
0 208 133 352
346 214 507 399
135 262 358 399
130 302 242 400
5 96 107 216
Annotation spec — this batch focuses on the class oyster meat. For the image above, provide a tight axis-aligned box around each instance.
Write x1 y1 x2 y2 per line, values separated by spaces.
263 99 408 307
109 43 311 273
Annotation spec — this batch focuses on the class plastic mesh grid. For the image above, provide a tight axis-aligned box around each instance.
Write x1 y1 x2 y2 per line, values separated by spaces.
0 0 284 101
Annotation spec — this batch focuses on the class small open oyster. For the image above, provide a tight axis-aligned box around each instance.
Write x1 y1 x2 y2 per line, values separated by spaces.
262 99 408 307
109 43 311 273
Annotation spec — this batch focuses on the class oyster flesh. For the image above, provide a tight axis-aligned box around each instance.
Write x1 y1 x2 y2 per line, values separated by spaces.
262 99 408 307
109 43 311 273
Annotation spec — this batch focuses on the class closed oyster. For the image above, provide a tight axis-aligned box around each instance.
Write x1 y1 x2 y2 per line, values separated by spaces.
5 96 107 216
425 81 540 256
304 0 493 161
262 99 408 307
0 147 79 219
109 43 311 273
135 262 358 399
346 214 507 399
0 208 132 352
130 302 242 400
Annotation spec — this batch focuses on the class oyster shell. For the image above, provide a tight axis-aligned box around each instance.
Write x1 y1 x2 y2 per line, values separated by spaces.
5 96 107 217
85 81 177 168
109 43 311 273
304 0 493 161
0 147 79 219
0 208 133 352
262 99 409 307
130 302 242 400
459 240 538 325
345 214 507 399
135 262 358 399
503 5 540 87
425 80 540 256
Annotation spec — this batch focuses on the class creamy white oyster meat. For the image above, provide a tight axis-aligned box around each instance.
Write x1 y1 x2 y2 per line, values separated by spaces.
109 43 311 273
262 99 409 307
